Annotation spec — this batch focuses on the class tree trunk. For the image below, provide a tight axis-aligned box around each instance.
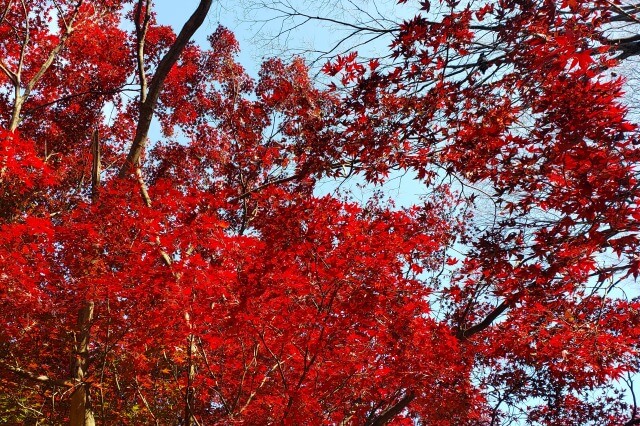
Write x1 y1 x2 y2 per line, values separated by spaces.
184 332 196 426
70 301 95 426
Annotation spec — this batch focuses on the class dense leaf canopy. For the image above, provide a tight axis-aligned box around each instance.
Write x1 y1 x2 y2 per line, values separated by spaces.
1 0 640 424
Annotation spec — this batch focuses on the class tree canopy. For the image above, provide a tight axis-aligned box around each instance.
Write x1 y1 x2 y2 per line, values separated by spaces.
1 0 640 424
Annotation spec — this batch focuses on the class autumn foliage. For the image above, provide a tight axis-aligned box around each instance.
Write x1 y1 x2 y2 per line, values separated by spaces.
1 0 640 424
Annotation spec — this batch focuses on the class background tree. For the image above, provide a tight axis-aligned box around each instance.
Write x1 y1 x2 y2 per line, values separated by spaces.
242 0 640 423
1 0 640 425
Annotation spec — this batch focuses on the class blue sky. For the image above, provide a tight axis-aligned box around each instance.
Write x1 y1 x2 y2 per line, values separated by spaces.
152 0 417 77
150 1 427 207
154 1 262 75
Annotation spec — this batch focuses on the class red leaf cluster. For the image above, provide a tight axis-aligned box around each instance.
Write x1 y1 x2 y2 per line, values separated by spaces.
0 0 639 424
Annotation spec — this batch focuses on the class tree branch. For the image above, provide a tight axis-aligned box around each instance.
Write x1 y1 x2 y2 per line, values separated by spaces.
8 0 84 131
231 173 303 202
0 0 13 26
0 59 17 85
606 0 640 24
365 392 415 426
0 361 72 388
119 0 213 177
91 129 101 202
456 300 511 340
134 0 151 104
23 86 131 114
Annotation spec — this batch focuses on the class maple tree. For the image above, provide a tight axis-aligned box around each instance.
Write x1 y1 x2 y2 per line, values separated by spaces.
1 0 640 425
